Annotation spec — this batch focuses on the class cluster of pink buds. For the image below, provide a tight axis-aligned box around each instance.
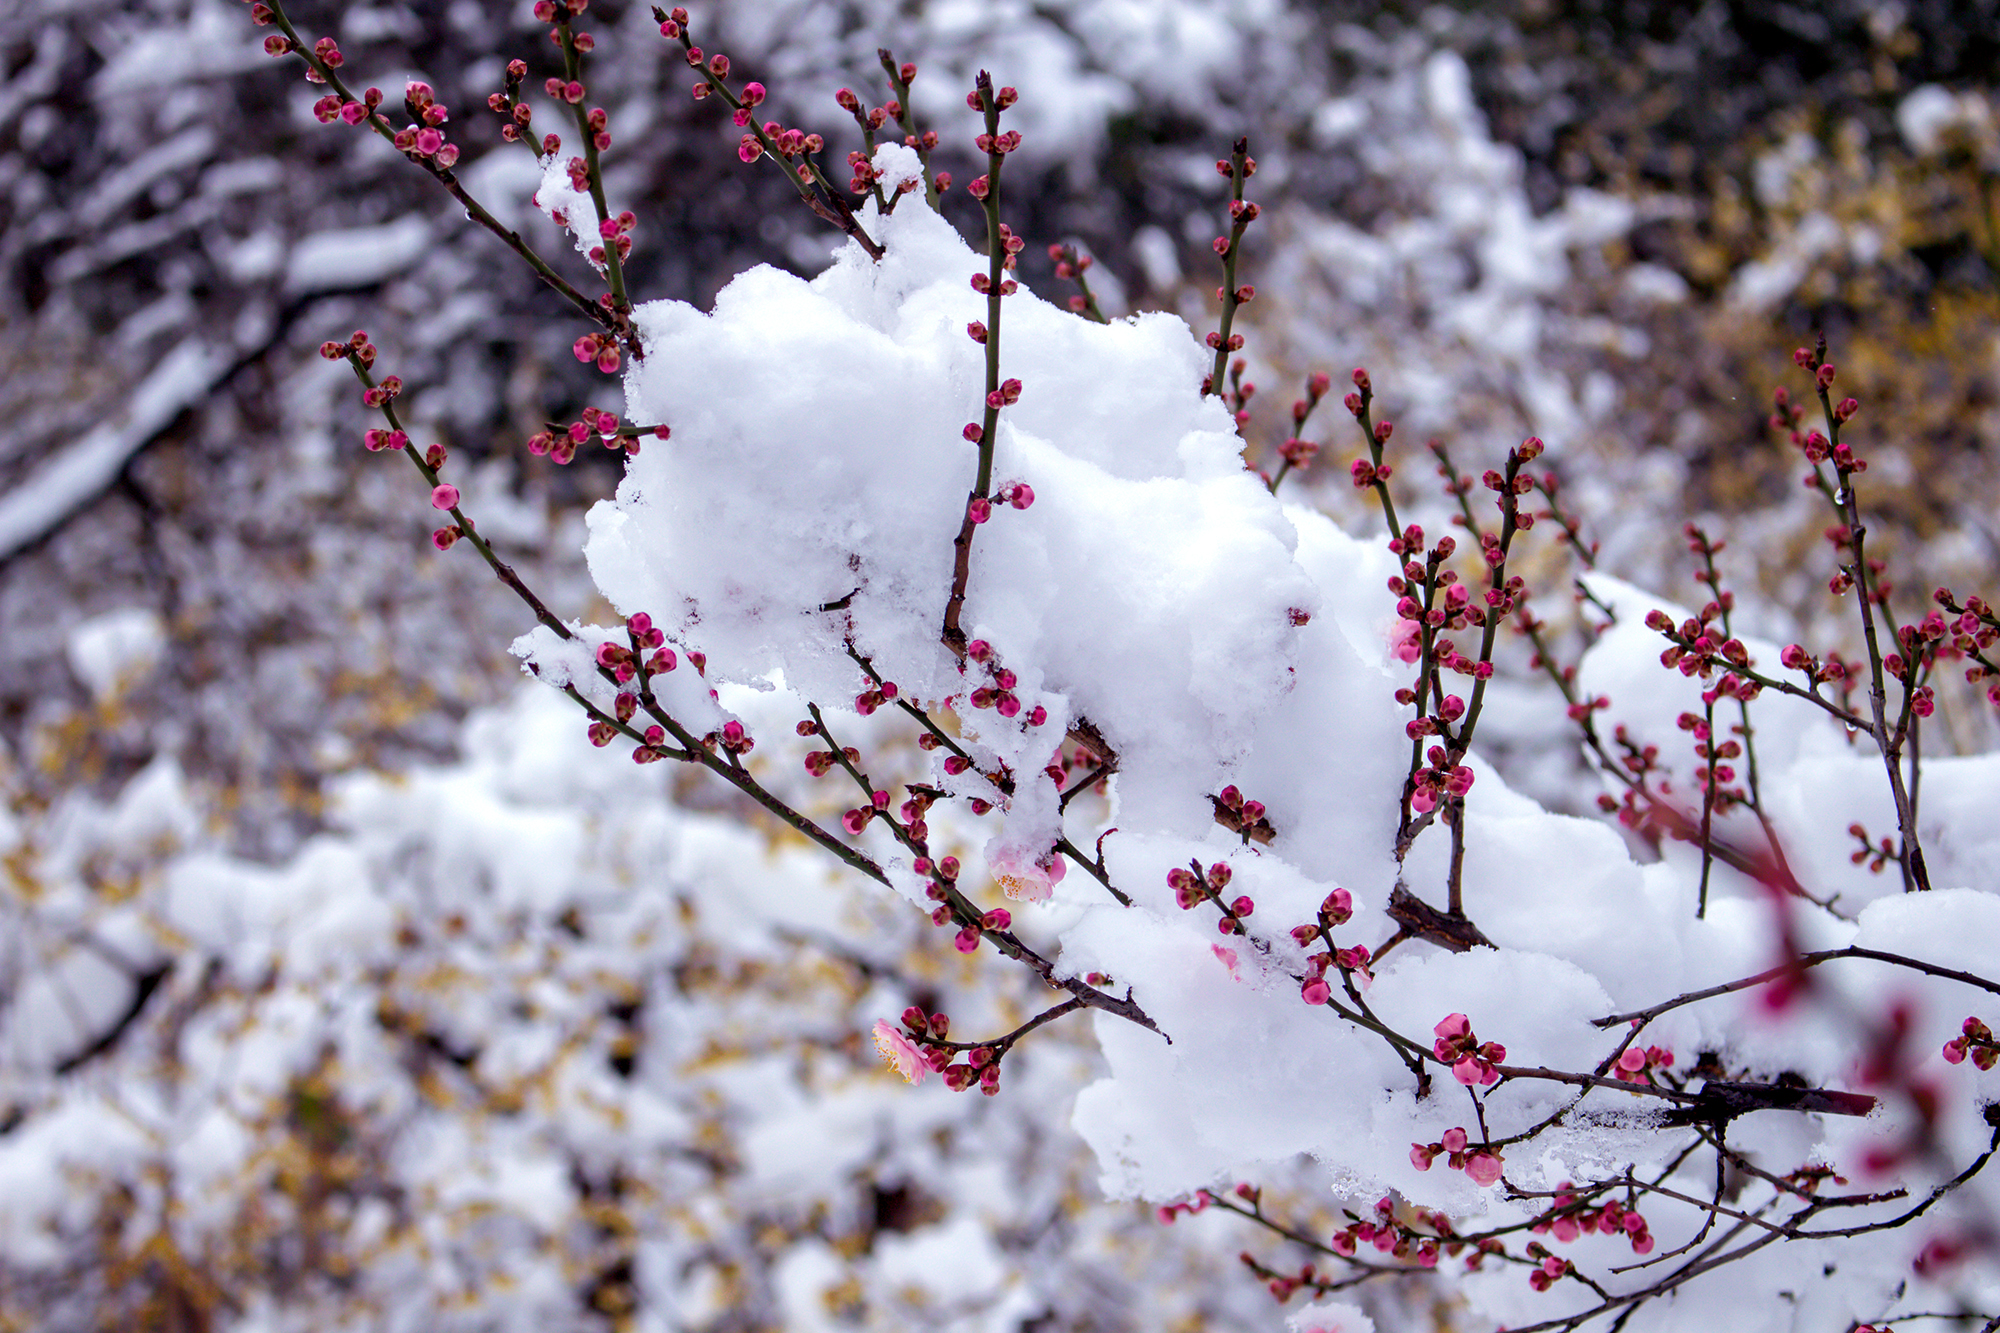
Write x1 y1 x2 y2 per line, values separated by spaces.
1385 537 1496 670
1409 1126 1504 1185
1646 608 1758 691
1408 748 1475 814
485 59 535 142
704 718 753 757
572 331 622 374
1433 1012 1505 1086
946 903 1014 954
969 270 1019 298
801 738 859 779
359 375 402 408
1776 352 1868 476
1047 241 1099 314
528 406 658 463
1524 1243 1574 1292
1329 1197 1442 1268
588 209 636 265
1776 640 1851 687
1289 889 1359 1000
963 82 1020 198
626 609 668 652
873 1006 1003 1094
1212 784 1273 842
1343 365 1371 419
1279 435 1319 471
534 0 588 22
1290 371 1333 434
378 82 459 167
961 639 1046 724
319 329 376 369
1846 820 1898 874
589 621 674 688
1533 1186 1655 1254
742 122 821 170
1943 1016 1998 1069
323 86 386 128
1675 710 1742 793
1933 588 2000 706
852 677 900 715
1289 886 1355 947
1612 1040 1675 1081
845 145 885 193
1165 859 1256 936
906 851 960 885
973 126 1023 156
840 789 889 836
592 641 645 684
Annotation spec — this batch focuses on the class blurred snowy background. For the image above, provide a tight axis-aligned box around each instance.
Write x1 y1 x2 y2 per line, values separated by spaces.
2 1 1997 1329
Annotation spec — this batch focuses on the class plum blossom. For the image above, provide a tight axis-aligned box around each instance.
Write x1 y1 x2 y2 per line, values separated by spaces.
988 842 1066 902
871 1019 929 1084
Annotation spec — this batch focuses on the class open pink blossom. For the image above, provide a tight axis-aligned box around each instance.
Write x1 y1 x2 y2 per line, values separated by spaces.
988 842 1066 902
871 1019 929 1084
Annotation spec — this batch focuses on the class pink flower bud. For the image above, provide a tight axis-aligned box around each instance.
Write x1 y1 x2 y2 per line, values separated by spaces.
1465 1152 1503 1186
430 484 459 510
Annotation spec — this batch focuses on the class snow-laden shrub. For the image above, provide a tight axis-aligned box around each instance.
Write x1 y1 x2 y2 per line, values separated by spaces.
20 1 1997 1328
